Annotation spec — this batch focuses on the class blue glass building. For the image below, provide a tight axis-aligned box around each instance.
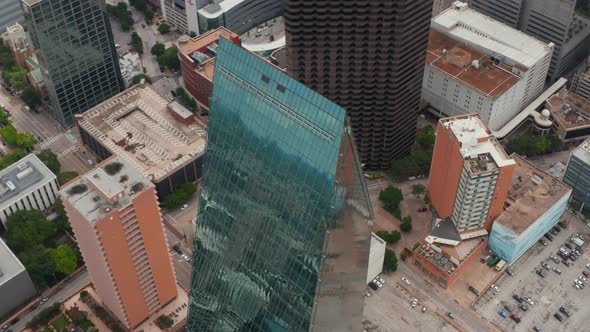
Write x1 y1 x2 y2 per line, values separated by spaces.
187 38 373 331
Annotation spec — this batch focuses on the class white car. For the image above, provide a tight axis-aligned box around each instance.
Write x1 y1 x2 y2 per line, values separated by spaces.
525 297 534 305
411 298 418 307
374 280 383 288
586 263 590 270
40 297 48 305
181 204 189 210
378 276 385 284
581 276 588 283
181 254 190 262
401 277 411 285
408 176 416 180
490 284 500 292
88 159 94 165
574 282 582 289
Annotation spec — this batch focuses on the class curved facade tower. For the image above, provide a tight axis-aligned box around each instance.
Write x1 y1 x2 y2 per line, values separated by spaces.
285 0 433 169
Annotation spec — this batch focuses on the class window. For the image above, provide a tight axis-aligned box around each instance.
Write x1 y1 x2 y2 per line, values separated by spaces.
261 74 270 83
277 84 286 93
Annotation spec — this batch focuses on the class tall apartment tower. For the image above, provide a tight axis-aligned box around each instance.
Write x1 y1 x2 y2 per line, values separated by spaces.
470 0 590 82
428 114 516 238
187 38 373 331
285 0 434 169
571 56 590 99
563 138 590 211
22 0 124 126
61 157 177 330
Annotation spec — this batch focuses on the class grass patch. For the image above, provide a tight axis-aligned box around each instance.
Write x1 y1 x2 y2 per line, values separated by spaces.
52 314 68 330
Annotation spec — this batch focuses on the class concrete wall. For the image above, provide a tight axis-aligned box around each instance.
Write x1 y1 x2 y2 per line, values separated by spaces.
366 233 386 284
0 269 36 317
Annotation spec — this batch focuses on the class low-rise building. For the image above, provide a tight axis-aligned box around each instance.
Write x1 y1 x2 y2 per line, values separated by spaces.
413 236 488 288
1 22 31 67
546 88 590 141
423 2 553 130
119 53 142 88
563 138 590 211
489 154 571 264
177 28 241 110
0 238 37 318
76 83 207 199
0 153 59 227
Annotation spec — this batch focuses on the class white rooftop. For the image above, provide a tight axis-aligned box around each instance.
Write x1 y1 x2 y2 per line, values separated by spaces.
0 154 56 210
434 1 553 68
572 138 590 165
0 238 26 287
198 0 244 19
443 115 515 168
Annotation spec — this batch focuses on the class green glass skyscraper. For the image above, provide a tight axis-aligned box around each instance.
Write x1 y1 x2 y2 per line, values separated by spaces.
22 0 124 126
187 38 373 331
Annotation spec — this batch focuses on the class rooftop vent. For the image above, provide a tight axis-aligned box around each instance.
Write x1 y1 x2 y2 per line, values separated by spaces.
16 168 33 180
471 60 480 69
5 181 15 191
16 162 27 171
532 175 543 185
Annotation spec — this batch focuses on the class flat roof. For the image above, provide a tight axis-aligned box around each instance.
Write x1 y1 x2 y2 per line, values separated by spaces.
495 154 571 235
60 156 154 225
0 154 56 211
435 2 552 67
547 89 590 130
426 30 521 98
198 0 244 19
168 101 193 119
178 28 239 82
572 138 590 165
77 84 207 182
441 114 515 169
0 238 26 287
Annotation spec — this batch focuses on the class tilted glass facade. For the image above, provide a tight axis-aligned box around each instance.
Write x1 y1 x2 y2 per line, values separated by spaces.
187 38 373 331
22 0 124 126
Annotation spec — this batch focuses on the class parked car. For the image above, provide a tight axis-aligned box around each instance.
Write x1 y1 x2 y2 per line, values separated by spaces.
506 269 515 276
503 303 513 312
490 284 500 292
553 267 562 274
573 282 582 289
586 263 590 270
411 298 417 307
550 229 558 235
498 310 509 318
539 239 548 246
553 226 561 233
565 243 573 249
512 294 524 303
510 313 521 323
368 281 378 290
554 313 563 322
401 277 411 285
559 306 570 317
446 312 454 319
417 207 428 212
545 233 554 241
582 271 590 278
181 204 189 211
525 297 534 305
536 270 545 278
518 304 528 311
533 326 541 332
558 221 567 229
422 306 427 313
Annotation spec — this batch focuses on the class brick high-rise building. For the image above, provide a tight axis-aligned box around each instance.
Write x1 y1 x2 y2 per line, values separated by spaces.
285 0 433 169
61 156 177 330
428 114 516 237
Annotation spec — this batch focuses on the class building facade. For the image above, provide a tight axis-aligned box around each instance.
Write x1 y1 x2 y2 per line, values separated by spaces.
424 2 554 130
0 0 23 32
546 88 590 141
76 84 207 199
470 0 590 82
367 233 386 284
433 0 456 16
489 155 571 264
428 114 516 237
22 0 124 126
0 154 59 228
119 53 142 88
187 38 373 331
61 157 177 330
571 56 590 100
177 28 241 109
0 238 37 318
563 138 590 210
1 22 31 67
285 0 433 169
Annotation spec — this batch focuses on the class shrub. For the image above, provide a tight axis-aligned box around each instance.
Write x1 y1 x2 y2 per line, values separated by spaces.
157 315 174 328
400 221 412 233
383 249 398 272
379 186 403 216
375 230 401 245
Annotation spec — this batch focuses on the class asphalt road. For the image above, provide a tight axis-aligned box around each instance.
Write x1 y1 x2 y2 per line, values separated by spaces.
172 251 193 291
8 270 90 332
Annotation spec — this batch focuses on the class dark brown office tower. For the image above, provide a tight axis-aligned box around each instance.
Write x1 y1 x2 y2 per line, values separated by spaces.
285 0 433 169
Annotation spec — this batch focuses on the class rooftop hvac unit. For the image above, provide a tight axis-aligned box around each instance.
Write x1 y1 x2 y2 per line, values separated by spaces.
16 168 33 180
531 175 543 185
16 162 27 171
5 181 15 191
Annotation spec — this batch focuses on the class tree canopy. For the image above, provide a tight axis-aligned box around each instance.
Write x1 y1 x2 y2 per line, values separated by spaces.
37 149 61 175
4 210 57 253
58 171 79 185
106 3 134 31
151 42 165 57
384 249 398 272
163 183 196 208
411 183 426 197
131 73 152 85
21 86 41 107
158 46 180 71
4 66 29 90
379 186 403 218
131 32 143 54
48 244 78 275
388 125 435 181
505 133 562 157
376 230 401 245
158 23 171 34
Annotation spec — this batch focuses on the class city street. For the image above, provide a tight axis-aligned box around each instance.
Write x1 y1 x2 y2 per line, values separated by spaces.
172 251 193 291
6 270 90 332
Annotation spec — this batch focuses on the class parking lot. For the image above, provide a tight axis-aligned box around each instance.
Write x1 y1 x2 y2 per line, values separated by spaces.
474 216 590 331
364 279 457 332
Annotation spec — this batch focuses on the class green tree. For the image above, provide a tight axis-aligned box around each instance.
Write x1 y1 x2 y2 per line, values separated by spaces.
175 87 197 110
0 41 16 70
16 132 37 149
158 46 180 71
21 86 41 107
157 315 174 328
0 149 26 170
5 66 29 90
131 32 143 54
132 0 147 11
403 215 412 224
400 252 408 261
0 109 11 126
379 186 403 216
145 10 154 24
411 183 426 197
130 73 152 85
47 244 78 275
162 183 196 208
400 221 412 233
4 210 57 253
158 23 171 34
416 125 435 149
37 149 61 175
383 249 398 272
58 171 79 185
151 42 165 57
107 3 134 31
0 124 18 145
375 230 401 245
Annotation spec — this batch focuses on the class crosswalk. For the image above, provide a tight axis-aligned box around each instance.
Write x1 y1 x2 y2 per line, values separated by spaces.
58 145 78 158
